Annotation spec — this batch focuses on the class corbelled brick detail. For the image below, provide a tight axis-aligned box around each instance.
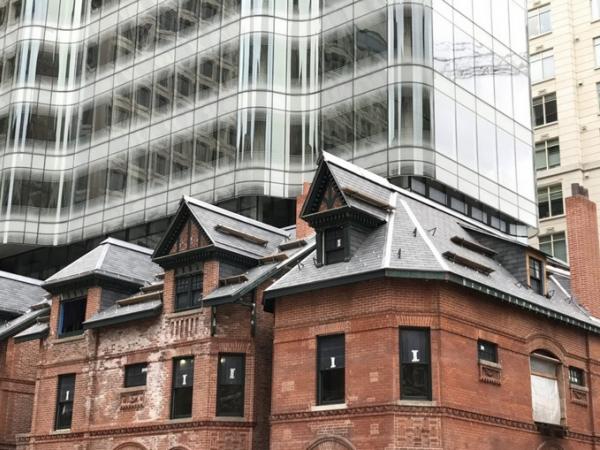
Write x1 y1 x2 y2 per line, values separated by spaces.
566 183 600 317
296 182 314 240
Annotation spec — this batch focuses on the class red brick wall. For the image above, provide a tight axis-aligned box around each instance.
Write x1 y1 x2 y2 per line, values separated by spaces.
296 182 313 240
270 278 600 449
566 189 600 317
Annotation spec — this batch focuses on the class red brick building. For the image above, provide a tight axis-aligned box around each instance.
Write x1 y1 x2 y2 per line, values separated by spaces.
263 154 600 450
0 272 48 450
14 198 309 450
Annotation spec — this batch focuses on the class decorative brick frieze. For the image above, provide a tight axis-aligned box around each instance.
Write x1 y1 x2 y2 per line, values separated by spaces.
119 389 145 411
570 385 589 407
478 361 502 385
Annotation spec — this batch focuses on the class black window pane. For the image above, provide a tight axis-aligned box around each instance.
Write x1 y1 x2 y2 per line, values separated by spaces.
55 374 75 430
317 335 345 405
171 357 194 418
545 97 557 123
400 329 431 400
569 367 585 386
59 298 87 337
324 228 345 264
174 273 203 311
124 363 148 388
478 340 498 363
217 354 245 417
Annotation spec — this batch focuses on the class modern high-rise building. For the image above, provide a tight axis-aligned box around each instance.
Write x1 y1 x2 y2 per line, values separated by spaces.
528 0 600 263
0 0 535 278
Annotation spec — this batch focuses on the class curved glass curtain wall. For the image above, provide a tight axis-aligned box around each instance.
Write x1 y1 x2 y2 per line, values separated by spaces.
0 0 535 248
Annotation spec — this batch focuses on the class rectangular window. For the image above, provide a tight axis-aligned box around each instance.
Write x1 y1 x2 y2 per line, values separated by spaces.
528 256 544 295
171 357 194 419
323 227 345 265
400 328 431 400
124 363 148 388
478 340 498 363
528 5 551 37
216 354 246 416
530 50 554 83
569 367 585 386
532 93 558 126
317 334 345 405
594 0 600 20
595 37 600 67
55 374 75 430
58 297 87 338
539 232 567 262
535 138 560 171
175 272 203 311
538 184 564 219
530 353 561 425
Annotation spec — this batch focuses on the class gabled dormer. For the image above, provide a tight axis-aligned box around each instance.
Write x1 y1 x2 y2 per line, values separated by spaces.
300 153 393 266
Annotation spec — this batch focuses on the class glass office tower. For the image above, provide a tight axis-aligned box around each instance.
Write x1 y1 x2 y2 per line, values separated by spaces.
0 0 534 276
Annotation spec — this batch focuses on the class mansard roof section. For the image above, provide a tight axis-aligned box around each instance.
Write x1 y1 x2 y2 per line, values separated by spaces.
301 152 393 226
265 158 596 334
154 196 292 264
0 271 47 315
43 238 161 292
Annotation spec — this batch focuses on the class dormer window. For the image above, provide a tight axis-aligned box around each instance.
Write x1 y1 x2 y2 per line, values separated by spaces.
528 256 544 295
58 297 87 338
324 227 345 264
175 268 203 311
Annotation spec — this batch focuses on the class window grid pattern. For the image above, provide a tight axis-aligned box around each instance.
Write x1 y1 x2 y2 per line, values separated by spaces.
400 328 431 401
538 184 563 219
530 50 554 83
539 231 567 262
55 374 75 430
535 138 560 171
533 93 558 127
528 5 551 37
478 340 498 363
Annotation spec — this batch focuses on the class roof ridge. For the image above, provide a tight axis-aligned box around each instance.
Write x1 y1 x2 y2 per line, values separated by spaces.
0 270 44 286
96 241 111 270
101 237 154 255
184 196 290 237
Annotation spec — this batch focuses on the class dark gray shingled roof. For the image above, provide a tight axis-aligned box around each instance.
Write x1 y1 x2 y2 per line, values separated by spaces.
83 299 162 329
0 271 47 315
265 152 598 333
0 301 50 341
14 321 49 343
44 238 162 288
184 197 291 260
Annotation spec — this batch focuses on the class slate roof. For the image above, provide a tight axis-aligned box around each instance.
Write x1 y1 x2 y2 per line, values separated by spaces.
14 321 49 343
0 300 50 341
0 271 47 315
44 238 162 289
184 197 291 259
265 152 597 333
83 299 163 329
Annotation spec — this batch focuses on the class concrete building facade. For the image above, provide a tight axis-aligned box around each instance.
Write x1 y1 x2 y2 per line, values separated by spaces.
529 0 600 262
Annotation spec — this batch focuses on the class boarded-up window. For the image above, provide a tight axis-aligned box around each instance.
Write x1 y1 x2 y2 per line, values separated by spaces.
530 353 561 425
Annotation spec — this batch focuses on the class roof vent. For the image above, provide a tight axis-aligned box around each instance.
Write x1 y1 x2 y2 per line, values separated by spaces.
450 236 497 258
278 239 307 251
443 251 495 275
219 274 249 286
260 254 288 265
342 187 393 211
215 225 268 246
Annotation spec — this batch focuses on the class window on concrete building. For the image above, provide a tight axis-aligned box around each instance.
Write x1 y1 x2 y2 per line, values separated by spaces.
175 270 203 311
400 328 431 400
595 37 600 66
58 297 87 338
478 340 498 363
124 363 148 388
171 357 194 419
528 256 544 295
323 227 345 265
538 184 563 219
539 232 567 262
528 5 551 37
216 354 246 416
569 367 585 387
55 374 75 430
535 138 560 171
594 0 600 20
530 352 562 425
532 93 557 126
530 50 554 83
317 334 345 405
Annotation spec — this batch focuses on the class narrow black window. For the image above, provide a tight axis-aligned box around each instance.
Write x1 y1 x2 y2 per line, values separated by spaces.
124 363 148 388
323 227 345 264
175 272 203 311
216 354 246 417
569 367 585 387
317 334 345 405
529 257 544 295
400 328 431 400
58 297 87 338
171 357 194 419
477 340 498 363
55 374 75 430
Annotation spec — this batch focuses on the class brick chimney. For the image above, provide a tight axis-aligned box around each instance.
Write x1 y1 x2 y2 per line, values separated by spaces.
565 183 600 317
296 182 314 240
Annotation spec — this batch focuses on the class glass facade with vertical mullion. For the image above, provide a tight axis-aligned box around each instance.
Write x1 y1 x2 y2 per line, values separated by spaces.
0 0 535 267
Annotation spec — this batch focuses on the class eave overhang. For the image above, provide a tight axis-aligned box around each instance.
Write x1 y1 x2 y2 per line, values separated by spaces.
83 303 163 330
42 272 144 295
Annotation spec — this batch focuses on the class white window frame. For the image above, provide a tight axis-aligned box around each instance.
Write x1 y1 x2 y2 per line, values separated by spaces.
530 353 563 426
539 232 567 262
530 50 554 84
534 138 560 171
528 5 551 37
593 0 600 21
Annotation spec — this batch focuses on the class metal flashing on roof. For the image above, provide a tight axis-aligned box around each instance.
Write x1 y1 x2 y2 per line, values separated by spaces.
220 274 250 287
83 300 162 330
450 236 497 258
342 187 394 211
443 252 494 275
278 239 308 251
215 224 269 246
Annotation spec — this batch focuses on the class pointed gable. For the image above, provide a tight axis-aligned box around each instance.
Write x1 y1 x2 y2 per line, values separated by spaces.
169 218 211 255
318 173 346 212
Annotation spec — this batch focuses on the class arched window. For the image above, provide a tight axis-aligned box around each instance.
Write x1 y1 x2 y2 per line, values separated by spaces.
530 351 562 425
